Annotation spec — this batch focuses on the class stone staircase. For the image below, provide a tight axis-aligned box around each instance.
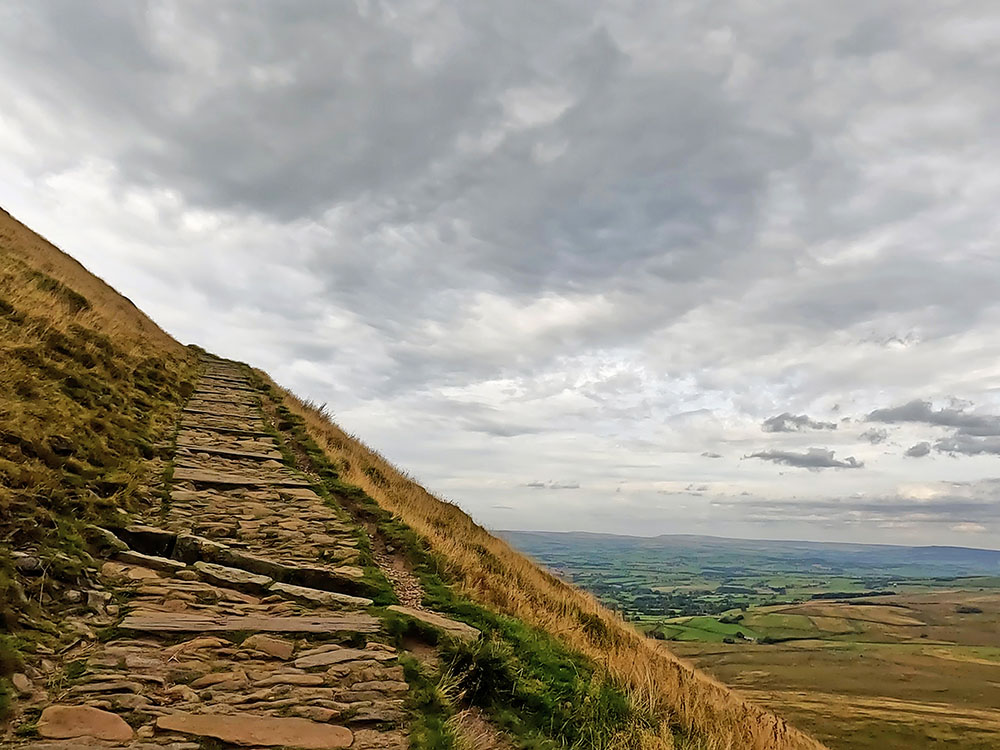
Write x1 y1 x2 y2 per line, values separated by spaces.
9 357 477 749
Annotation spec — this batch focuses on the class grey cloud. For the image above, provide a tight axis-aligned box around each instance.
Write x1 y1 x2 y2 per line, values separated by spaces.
859 428 889 445
714 488 1000 527
762 412 837 433
3 2 1000 545
904 442 931 458
747 448 863 471
935 435 1000 456
868 400 1000 436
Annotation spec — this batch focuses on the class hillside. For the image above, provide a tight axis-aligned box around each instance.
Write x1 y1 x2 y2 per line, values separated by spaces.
0 207 825 749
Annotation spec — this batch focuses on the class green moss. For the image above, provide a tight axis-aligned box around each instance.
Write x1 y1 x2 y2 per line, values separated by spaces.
401 654 458 750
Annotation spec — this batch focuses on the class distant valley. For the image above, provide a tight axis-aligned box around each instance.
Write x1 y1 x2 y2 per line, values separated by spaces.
501 530 1000 750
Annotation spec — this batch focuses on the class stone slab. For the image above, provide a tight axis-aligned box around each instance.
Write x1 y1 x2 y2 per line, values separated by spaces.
156 711 352 748
120 612 380 634
176 443 284 461
295 647 396 669
116 550 186 574
193 561 273 592
269 582 373 608
386 605 481 641
172 467 310 487
37 705 134 741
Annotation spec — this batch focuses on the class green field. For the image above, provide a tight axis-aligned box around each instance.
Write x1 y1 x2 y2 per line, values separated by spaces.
502 531 1000 749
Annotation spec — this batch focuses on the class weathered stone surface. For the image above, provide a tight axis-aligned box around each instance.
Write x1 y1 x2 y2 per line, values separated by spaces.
387 605 481 641
242 634 294 660
291 705 340 722
174 533 231 563
295 647 396 670
255 673 325 687
37 705 134 741
269 582 372 608
117 550 187 574
189 670 246 689
352 680 409 693
156 711 353 748
121 612 380 634
333 565 364 579
193 561 273 592
70 679 144 694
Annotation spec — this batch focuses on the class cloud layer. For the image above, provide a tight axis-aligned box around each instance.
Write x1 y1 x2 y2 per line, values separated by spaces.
1 1 999 546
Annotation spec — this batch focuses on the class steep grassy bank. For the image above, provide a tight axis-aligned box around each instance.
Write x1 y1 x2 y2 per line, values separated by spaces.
0 209 196 715
268 387 827 750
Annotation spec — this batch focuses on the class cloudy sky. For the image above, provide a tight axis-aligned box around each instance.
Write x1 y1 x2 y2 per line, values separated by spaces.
3 1 1000 548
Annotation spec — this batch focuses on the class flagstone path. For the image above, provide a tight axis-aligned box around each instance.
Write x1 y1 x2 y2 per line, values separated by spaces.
8 356 480 749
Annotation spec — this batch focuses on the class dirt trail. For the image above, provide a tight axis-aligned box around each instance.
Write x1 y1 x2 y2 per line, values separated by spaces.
6 356 478 749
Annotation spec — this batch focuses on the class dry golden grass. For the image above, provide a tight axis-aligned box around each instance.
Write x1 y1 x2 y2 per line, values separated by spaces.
0 207 194 568
271 388 828 750
0 208 179 354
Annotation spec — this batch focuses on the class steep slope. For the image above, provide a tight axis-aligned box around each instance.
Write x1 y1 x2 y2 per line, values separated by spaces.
0 208 826 750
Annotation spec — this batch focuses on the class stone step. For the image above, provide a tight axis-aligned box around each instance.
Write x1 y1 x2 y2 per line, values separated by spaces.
182 407 266 420
176 443 284 461
156 712 352 749
172 467 310 488
177 424 274 438
120 611 381 633
386 605 481 641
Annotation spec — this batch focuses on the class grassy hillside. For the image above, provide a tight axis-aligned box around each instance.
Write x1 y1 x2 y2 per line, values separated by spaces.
0 208 197 716
0 206 825 749
263 389 826 750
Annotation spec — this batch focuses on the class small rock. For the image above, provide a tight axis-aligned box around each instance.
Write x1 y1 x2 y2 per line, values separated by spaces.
38 704 134 741
165 685 201 703
64 589 84 604
13 553 43 575
137 724 156 738
175 569 199 581
12 672 32 696
86 590 111 614
83 525 129 554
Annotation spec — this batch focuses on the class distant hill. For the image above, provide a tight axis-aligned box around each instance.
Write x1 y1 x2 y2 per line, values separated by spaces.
499 530 1000 579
